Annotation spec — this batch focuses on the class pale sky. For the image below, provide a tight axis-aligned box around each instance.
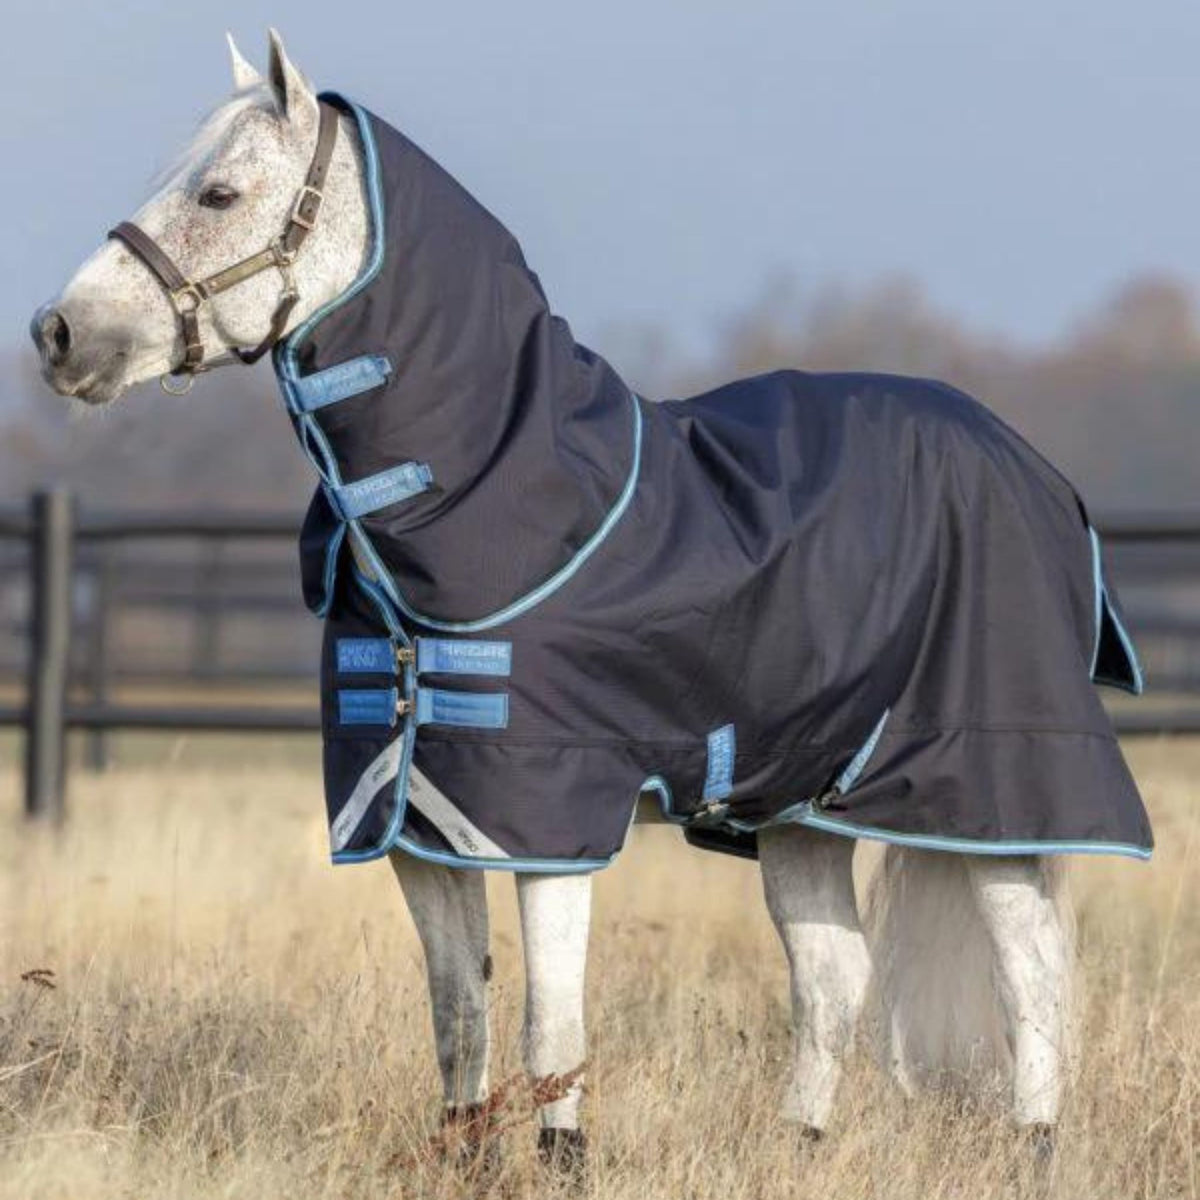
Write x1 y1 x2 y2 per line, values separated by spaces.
5 0 1199 361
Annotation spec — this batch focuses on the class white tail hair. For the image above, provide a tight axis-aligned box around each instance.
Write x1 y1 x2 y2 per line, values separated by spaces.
863 846 1075 1095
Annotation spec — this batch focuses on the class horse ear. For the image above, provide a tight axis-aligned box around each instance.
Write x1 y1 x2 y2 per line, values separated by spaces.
266 28 319 135
226 32 261 90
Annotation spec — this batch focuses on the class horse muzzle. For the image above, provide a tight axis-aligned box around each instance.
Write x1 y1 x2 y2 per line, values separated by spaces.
30 300 134 404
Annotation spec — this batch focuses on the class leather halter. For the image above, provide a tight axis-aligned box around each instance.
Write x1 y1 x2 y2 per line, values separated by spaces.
109 101 339 393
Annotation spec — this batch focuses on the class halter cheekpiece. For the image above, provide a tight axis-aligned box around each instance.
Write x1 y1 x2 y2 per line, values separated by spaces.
109 101 339 393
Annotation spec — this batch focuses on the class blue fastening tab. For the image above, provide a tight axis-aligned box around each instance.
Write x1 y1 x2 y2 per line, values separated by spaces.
327 461 433 521
417 638 512 677
415 688 509 730
337 687 398 726
336 637 395 675
704 724 736 801
291 355 393 413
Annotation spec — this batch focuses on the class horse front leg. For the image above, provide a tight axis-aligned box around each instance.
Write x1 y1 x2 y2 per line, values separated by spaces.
389 851 493 1158
516 872 593 1178
966 855 1070 1153
759 824 870 1139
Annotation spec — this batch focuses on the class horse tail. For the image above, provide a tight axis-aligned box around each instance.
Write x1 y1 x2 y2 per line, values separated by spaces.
862 846 1074 1091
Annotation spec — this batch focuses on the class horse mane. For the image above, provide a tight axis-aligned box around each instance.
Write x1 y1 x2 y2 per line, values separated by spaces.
152 84 273 187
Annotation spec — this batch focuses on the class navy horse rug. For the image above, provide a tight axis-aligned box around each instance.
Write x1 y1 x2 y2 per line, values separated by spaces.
273 95 1153 870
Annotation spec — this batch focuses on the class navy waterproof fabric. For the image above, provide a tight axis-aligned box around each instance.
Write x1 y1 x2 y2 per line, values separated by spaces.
274 95 1153 870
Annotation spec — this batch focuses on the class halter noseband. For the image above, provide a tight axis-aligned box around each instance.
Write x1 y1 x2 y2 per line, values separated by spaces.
109 100 340 394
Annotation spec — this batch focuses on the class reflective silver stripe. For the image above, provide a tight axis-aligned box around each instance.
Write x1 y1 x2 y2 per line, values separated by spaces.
407 767 510 859
330 739 403 852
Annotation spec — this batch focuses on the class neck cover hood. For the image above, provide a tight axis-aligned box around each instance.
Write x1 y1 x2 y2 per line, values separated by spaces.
273 95 1152 871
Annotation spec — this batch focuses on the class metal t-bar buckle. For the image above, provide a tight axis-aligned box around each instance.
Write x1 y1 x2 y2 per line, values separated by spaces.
290 185 324 231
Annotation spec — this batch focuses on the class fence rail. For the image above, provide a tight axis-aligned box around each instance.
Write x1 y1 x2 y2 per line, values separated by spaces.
2 489 1200 821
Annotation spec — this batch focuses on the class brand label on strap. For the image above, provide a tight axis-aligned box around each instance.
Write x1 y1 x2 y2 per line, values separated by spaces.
291 354 392 413
415 688 509 730
704 724 736 801
336 637 395 675
337 687 398 727
328 461 433 521
417 638 512 677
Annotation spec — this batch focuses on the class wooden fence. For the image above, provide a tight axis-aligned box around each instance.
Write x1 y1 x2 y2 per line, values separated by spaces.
2 488 1200 821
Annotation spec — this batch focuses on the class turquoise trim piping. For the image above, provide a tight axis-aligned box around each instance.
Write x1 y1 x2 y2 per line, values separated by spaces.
312 522 345 619
389 834 614 874
277 93 643 636
786 805 1153 861
1105 603 1146 695
330 567 416 865
1087 525 1146 695
379 394 642 633
1088 526 1104 678
279 100 623 872
638 775 690 826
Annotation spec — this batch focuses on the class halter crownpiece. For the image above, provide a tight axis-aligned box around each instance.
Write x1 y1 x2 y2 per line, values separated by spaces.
109 100 339 393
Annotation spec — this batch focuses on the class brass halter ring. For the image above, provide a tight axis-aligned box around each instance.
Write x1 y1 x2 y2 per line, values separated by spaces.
159 372 196 396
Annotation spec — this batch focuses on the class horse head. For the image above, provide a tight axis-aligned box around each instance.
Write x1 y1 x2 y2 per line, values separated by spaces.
31 30 366 403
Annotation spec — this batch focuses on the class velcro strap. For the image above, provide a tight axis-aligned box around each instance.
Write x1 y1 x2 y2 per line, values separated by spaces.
337 687 398 726
703 724 736 801
326 461 433 520
415 688 509 730
417 638 512 677
336 637 395 674
291 355 392 413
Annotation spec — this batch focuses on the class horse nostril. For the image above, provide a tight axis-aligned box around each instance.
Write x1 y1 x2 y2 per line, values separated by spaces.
32 306 72 367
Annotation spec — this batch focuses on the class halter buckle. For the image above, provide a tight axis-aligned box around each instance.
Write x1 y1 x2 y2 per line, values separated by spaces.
171 283 207 315
290 184 324 231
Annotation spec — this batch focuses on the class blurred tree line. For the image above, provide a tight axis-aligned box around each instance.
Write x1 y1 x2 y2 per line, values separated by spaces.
3 271 1197 513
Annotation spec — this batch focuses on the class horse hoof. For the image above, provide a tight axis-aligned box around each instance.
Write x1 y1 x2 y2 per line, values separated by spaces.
538 1127 587 1186
1025 1122 1055 1168
442 1103 501 1177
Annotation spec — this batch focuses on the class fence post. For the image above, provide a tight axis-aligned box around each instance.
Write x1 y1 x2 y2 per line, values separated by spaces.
25 487 75 821
85 546 112 771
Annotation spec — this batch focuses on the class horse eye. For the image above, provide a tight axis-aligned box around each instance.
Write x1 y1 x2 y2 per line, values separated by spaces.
198 184 239 210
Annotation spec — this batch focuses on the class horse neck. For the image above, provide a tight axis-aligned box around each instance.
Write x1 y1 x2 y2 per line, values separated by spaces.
289 109 371 334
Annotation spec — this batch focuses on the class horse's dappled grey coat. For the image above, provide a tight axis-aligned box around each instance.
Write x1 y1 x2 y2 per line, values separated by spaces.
273 94 1152 871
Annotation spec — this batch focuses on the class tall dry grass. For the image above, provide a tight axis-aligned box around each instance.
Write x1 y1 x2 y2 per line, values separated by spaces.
1 736 1197 1198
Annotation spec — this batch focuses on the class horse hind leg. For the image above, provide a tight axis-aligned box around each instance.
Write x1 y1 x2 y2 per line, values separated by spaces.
389 851 493 1161
516 872 593 1179
966 854 1072 1144
759 824 871 1137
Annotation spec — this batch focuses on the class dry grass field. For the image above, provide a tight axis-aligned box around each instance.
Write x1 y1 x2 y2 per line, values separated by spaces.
1 734 1198 1199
